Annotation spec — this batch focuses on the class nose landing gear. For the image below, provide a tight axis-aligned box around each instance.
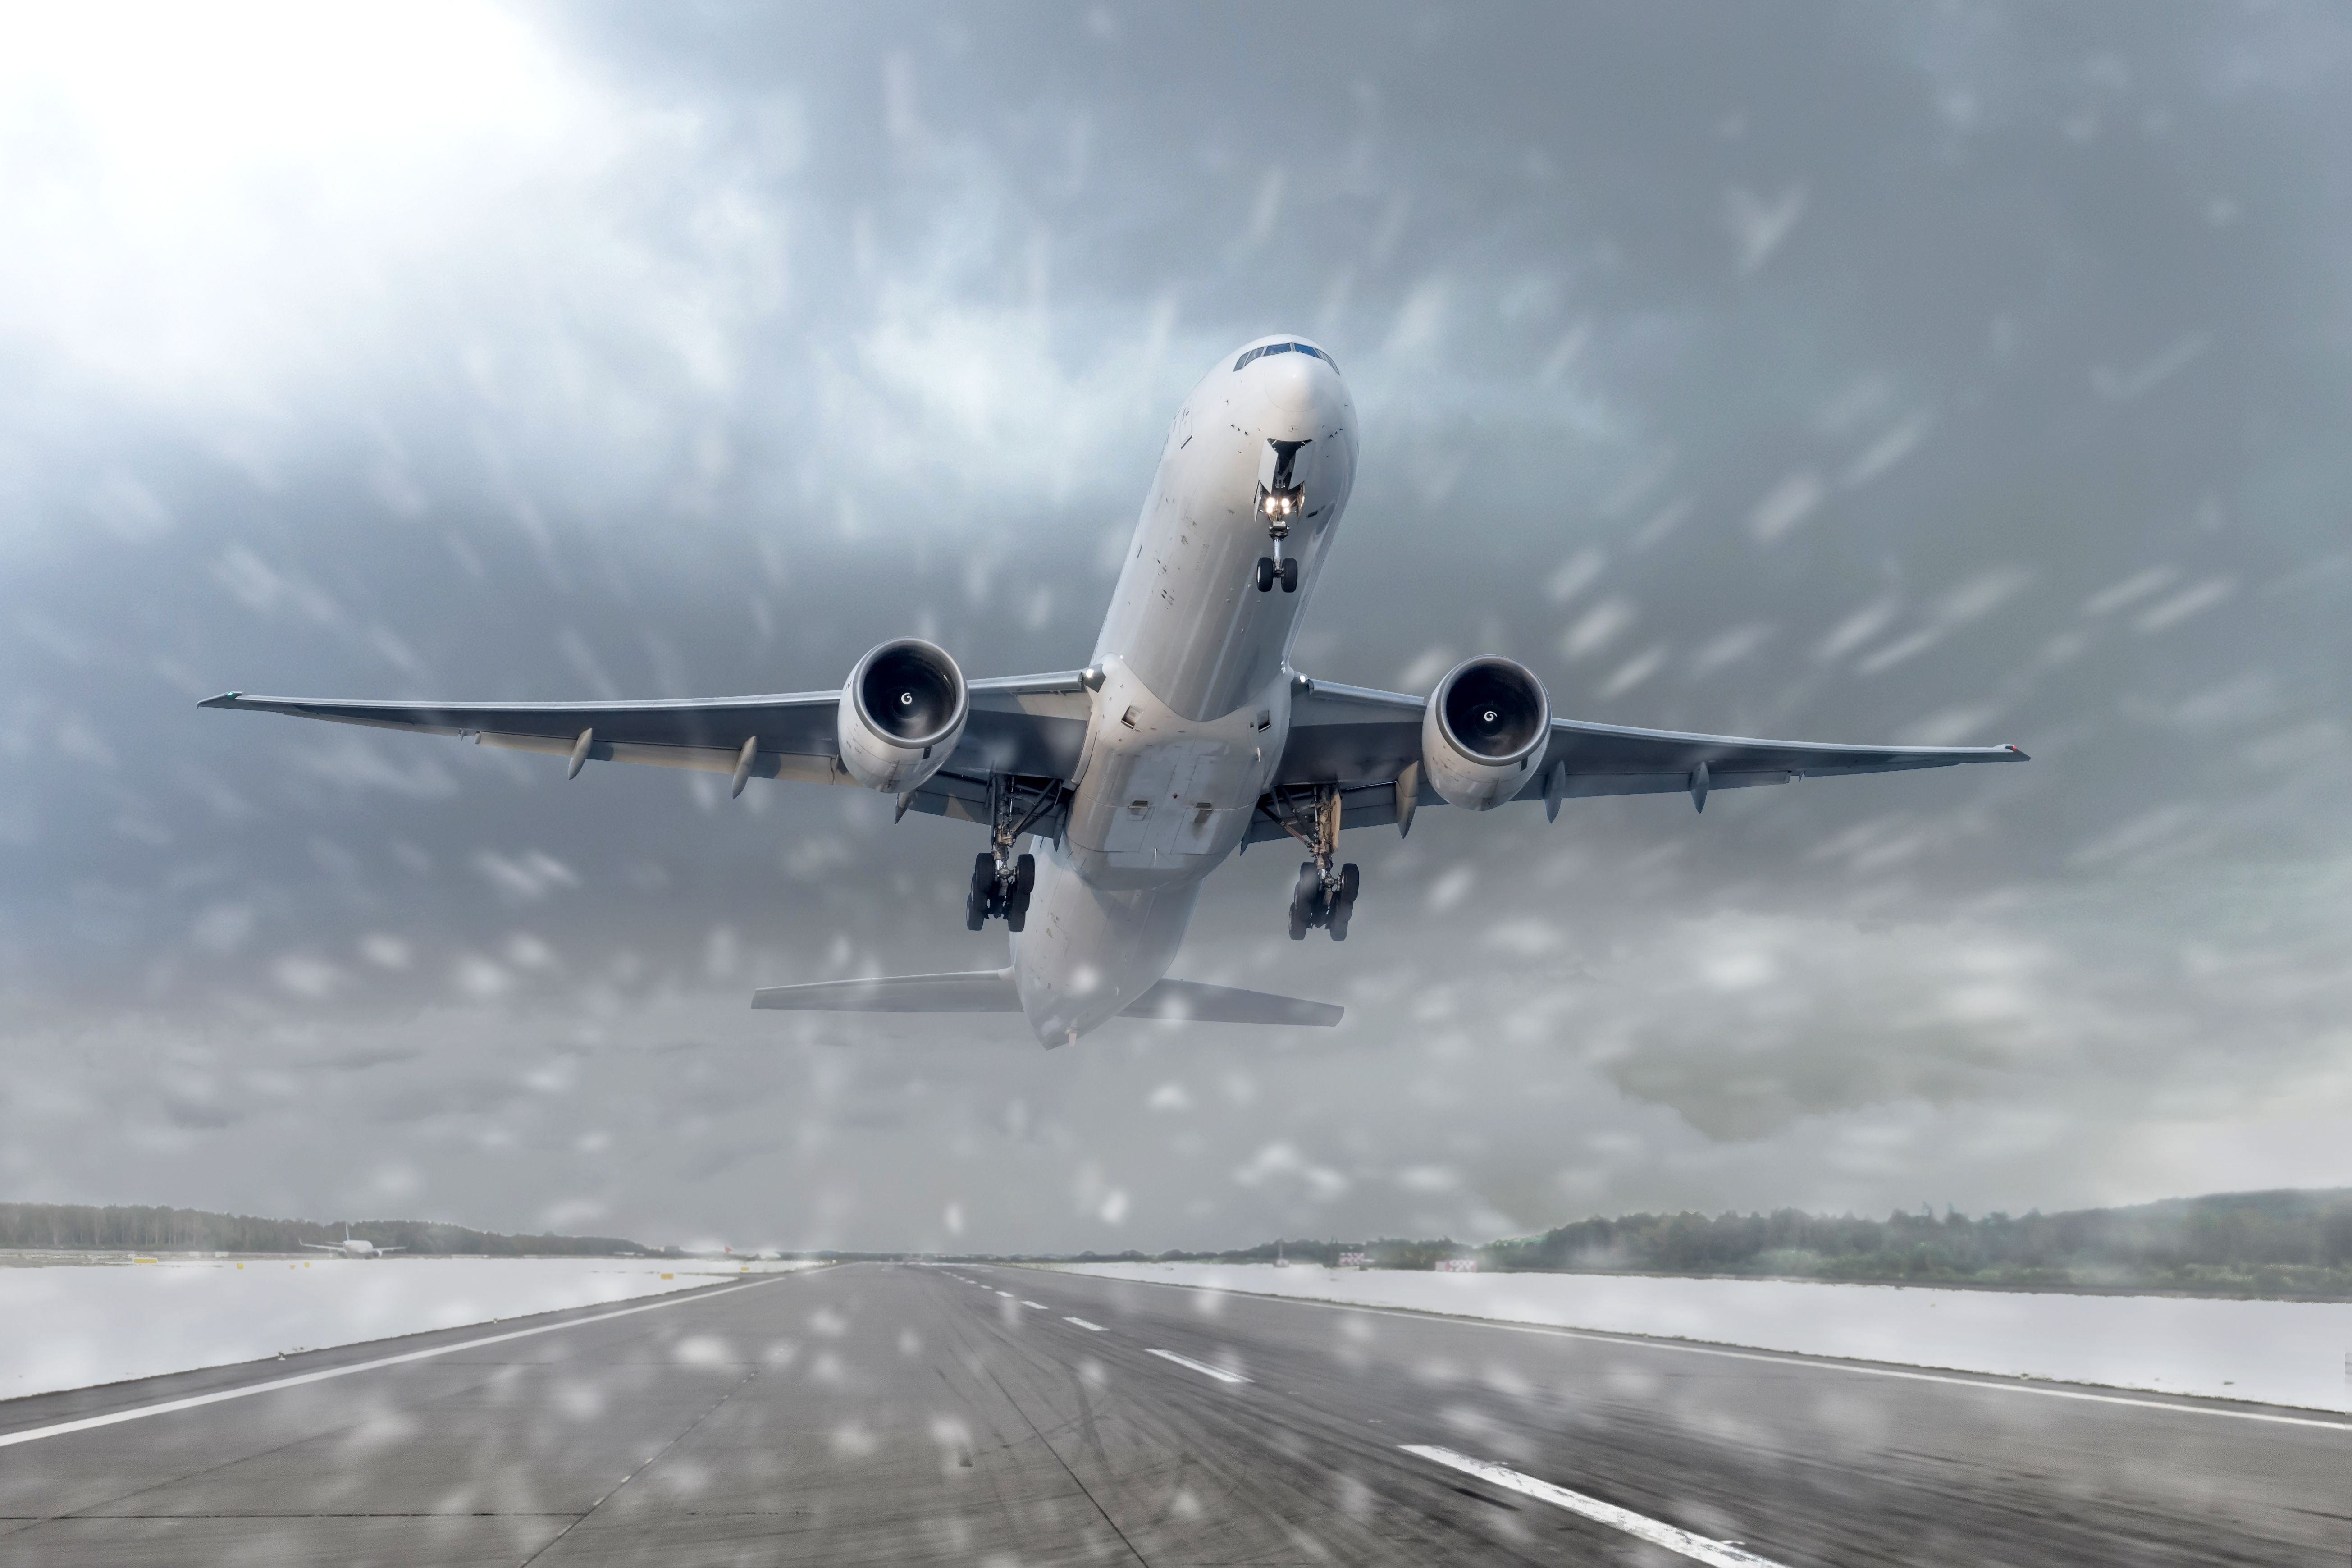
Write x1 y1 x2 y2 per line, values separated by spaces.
1254 554 1299 594
1255 441 1309 594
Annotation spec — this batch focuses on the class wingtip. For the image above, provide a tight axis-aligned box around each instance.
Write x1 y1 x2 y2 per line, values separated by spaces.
197 691 243 709
2003 744 2032 762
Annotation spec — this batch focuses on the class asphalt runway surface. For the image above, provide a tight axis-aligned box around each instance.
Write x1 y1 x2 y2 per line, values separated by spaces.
0 1262 2343 1565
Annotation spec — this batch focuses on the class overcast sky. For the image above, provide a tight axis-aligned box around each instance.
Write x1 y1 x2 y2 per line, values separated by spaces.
3 2 2347 1253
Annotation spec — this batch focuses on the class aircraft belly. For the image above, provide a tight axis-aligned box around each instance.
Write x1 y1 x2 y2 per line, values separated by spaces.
1093 740 1253 859
1064 657 1285 887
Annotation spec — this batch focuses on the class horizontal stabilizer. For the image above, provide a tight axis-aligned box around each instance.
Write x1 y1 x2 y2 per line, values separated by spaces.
1119 978 1342 1027
751 969 1021 1013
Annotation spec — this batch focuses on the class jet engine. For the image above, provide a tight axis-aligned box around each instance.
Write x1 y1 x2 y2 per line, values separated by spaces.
836 639 968 794
1420 657 1550 810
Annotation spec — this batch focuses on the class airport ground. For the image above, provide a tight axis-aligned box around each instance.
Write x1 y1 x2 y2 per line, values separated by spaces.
0 1260 2341 1565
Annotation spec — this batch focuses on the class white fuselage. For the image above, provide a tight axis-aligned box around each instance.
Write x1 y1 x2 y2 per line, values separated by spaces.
1009 338 1357 1043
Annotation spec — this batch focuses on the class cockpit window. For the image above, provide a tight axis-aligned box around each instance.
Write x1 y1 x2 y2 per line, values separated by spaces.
1233 341 1338 375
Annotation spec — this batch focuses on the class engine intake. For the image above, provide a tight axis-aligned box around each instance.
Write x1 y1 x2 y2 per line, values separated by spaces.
837 639 968 794
1421 657 1550 811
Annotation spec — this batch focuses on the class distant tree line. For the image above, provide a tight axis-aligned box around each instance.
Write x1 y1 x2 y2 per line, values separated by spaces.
1055 1189 2352 1301
0 1202 652 1257
1484 1189 2352 1286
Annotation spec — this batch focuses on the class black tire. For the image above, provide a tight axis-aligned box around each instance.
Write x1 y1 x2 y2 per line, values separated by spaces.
968 853 994 928
1279 556 1300 592
1013 853 1036 896
1290 861 1318 938
1329 863 1359 938
1006 903 1026 933
1256 557 1276 592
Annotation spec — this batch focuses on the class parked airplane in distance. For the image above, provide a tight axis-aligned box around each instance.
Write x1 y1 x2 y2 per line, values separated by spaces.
206 334 2025 1046
302 1226 402 1259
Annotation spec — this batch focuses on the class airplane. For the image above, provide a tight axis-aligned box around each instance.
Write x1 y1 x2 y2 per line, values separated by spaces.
302 1225 403 1259
204 333 2026 1047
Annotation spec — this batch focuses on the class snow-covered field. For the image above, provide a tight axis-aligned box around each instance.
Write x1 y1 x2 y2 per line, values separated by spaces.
1050 1262 2352 1413
0 1256 820 1403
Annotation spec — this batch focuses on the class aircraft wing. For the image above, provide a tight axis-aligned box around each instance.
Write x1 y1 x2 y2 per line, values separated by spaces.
1255 677 2028 840
199 674 1092 819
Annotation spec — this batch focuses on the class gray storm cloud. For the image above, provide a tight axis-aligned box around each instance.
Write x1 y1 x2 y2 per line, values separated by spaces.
2 2 2348 1250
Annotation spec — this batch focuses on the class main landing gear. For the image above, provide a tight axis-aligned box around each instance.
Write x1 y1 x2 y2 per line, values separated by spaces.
1269 782 1359 941
965 774 1058 932
968 850 1035 931
1290 859 1359 940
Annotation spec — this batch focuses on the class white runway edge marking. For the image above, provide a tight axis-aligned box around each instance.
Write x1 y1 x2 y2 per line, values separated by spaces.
1065 1275 2352 1432
1064 1317 1107 1332
1146 1348 1251 1384
1404 1446 1785 1567
0 1276 789 1452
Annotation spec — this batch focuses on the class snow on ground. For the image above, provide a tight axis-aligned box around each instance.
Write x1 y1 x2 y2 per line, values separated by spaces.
0 1256 821 1403
1050 1263 2352 1412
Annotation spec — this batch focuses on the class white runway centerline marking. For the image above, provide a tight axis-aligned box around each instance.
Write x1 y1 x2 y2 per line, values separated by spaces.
994 1289 1014 1297
1146 1348 1251 1384
1403 1446 1784 1567
0 1277 790 1452
1020 1300 1048 1309
1064 1317 1106 1331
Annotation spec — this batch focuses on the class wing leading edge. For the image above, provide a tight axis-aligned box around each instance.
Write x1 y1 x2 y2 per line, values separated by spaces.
199 673 1092 817
1257 676 2026 840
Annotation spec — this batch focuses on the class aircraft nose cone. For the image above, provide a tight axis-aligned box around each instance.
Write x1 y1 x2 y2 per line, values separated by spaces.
1253 351 1334 435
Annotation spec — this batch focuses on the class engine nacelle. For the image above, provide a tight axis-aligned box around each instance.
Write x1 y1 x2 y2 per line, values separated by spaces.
1420 657 1551 811
836 639 968 794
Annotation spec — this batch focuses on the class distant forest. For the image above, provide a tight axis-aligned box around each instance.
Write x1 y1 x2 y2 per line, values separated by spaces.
0 1202 652 1257
1078 1188 2352 1301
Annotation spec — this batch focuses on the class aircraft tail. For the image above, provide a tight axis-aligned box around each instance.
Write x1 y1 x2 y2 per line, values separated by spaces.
749 969 1340 1027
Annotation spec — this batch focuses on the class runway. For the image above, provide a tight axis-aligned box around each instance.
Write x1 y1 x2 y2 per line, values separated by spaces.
0 1261 2341 1565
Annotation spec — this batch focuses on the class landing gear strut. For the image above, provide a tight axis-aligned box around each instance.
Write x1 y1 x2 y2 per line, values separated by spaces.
965 775 1056 931
1266 782 1359 940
